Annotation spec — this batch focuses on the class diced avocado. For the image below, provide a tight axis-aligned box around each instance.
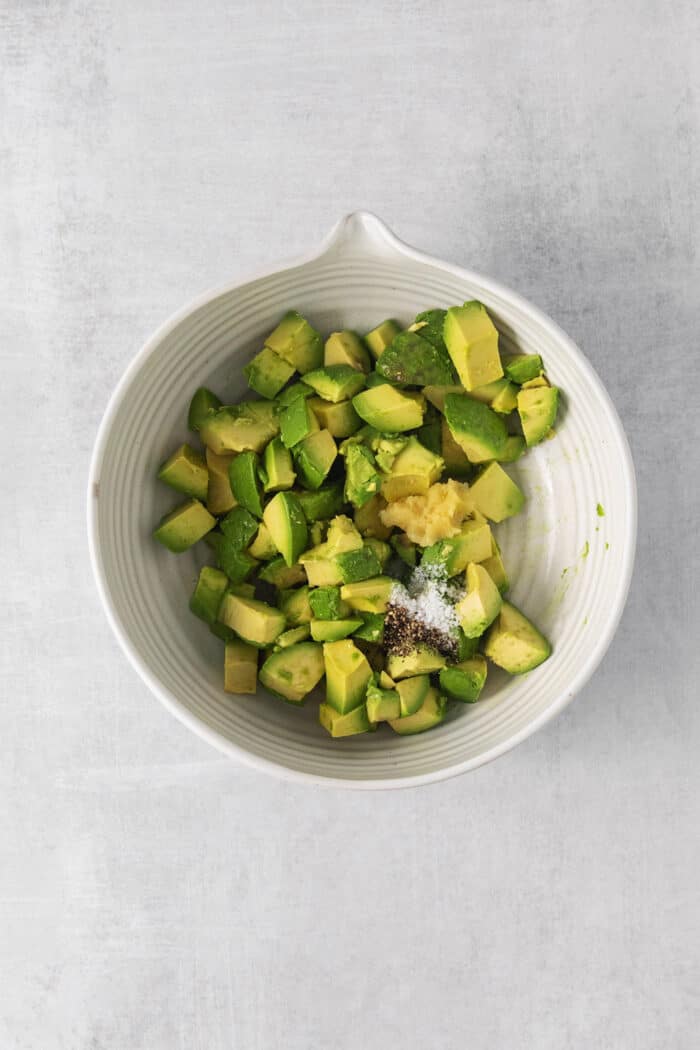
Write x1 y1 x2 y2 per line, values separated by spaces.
323 639 373 714
365 675 401 722
389 687 446 734
381 475 430 501
418 420 442 455
353 612 385 643
153 499 217 553
365 372 398 389
188 386 222 431
365 319 401 358
521 375 549 389
441 417 473 478
395 674 431 716
354 494 392 540
309 521 327 546
295 480 345 522
456 628 479 661
308 397 362 438
325 515 364 554
220 506 259 548
444 394 508 463
189 565 229 624
210 621 237 643
468 462 525 522
158 444 209 502
386 646 446 679
276 381 315 406
344 444 381 508
319 702 372 737
379 670 395 688
413 308 448 350
421 519 493 576
230 582 256 599
340 576 394 613
262 491 308 567
490 381 518 415
261 437 296 492
264 310 323 374
200 401 280 455
335 545 382 584
481 536 509 593
215 540 258 585
244 347 295 399
324 330 371 373
308 586 349 621
376 330 456 386
258 556 306 588
224 638 258 694
274 625 311 648
302 365 366 403
228 451 263 517
439 655 488 702
247 522 278 560
496 435 526 464
259 642 325 703
277 586 313 625
380 437 444 501
205 449 237 515
456 562 503 638
444 301 504 391
310 619 363 641
352 386 425 433
294 429 337 490
423 384 465 412
467 379 511 404
503 354 543 384
218 592 286 647
279 394 319 448
391 533 416 567
483 601 551 673
363 537 391 568
517 386 559 446
298 549 342 587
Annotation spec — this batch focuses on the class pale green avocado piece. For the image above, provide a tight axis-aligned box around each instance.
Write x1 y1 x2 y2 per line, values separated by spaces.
423 384 465 413
259 641 325 703
309 521 327 546
503 354 543 384
273 625 311 649
244 347 295 399
483 601 551 674
218 592 286 647
386 646 446 679
258 555 306 588
352 386 425 433
490 380 519 415
279 394 320 448
441 417 473 478
421 519 493 576
352 612 385 643
376 330 456 386
295 480 345 522
443 301 504 391
310 619 363 642
380 437 444 501
521 375 550 389
228 451 263 517
206 449 237 515
444 394 508 463
517 386 559 446
264 310 323 374
354 494 392 540
391 533 417 567
363 537 391 569
340 576 394 613
335 544 382 584
468 462 525 522
365 675 401 722
319 702 372 738
308 585 349 620
308 397 362 438
262 491 308 567
299 515 362 584
299 552 341 587
189 565 229 624
153 499 216 553
364 319 401 359
294 429 337 489
188 387 222 431
496 435 526 464
224 638 258 694
247 522 280 560
481 536 509 594
200 401 280 455
417 420 441 456
277 586 313 625
323 639 373 714
467 377 512 404
324 515 364 555
158 443 209 502
219 505 259 548
456 562 503 638
261 437 296 492
301 365 366 403
439 655 488 702
276 381 315 406
395 674 431 716
389 687 446 734
344 444 381 508
324 330 371 373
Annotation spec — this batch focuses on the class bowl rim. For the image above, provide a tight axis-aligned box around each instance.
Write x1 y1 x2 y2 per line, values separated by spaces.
87 211 637 790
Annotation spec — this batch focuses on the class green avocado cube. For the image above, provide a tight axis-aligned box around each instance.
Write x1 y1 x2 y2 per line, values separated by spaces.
323 639 373 714
444 394 508 463
343 444 381 508
335 545 382 584
244 347 296 399
439 655 488 702
503 354 543 384
247 522 278 560
308 397 362 438
340 576 394 614
483 601 551 674
261 437 296 492
456 563 503 638
309 586 349 621
310 619 363 641
153 499 217 553
352 386 425 433
219 506 259 548
490 380 519 415
388 687 446 734
395 674 431 716
294 429 338 490
421 520 493 576
200 401 280 455
157 443 209 502
386 646 446 679
365 675 401 723
262 491 308 567
390 533 416 567
302 365 366 403
206 449 237 515
276 381 315 406
413 309 448 349
319 702 372 737
496 435 526 464
224 638 258 694
188 386 222 431
216 541 258 585
481 537 509 593
376 330 456 386
273 625 311 649
440 418 473 479
277 585 313 625
218 592 286 647
324 330 371 373
354 494 392 540
294 480 345 522
444 301 504 391
258 556 306 588
259 641 325 703
468 462 525 522
264 310 323 374
352 612 385 643
280 394 319 449
364 319 401 359
228 451 263 517
517 386 559 446
189 565 229 624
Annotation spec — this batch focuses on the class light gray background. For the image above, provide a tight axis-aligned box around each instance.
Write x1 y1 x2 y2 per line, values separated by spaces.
1 1 698 1047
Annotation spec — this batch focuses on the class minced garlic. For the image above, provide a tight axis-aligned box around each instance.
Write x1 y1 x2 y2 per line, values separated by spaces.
379 479 473 546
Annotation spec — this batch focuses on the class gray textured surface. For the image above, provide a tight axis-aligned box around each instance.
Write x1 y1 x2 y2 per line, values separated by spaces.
1 1 698 1047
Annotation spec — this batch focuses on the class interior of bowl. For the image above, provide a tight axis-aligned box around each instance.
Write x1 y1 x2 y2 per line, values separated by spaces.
90 215 635 786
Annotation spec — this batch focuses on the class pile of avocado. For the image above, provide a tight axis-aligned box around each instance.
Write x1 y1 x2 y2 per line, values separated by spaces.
153 303 558 738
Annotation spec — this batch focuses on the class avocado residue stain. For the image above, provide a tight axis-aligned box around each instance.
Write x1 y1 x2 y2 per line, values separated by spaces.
581 540 590 559
596 503 605 517
605 542 610 551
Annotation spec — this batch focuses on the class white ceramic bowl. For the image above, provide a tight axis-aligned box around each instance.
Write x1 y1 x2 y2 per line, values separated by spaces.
88 212 636 788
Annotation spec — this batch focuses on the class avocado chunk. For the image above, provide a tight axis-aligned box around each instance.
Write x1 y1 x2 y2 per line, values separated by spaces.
263 491 308 567
365 674 401 722
220 506 259 548
214 539 258 585
503 354 543 384
319 702 372 738
364 319 401 359
294 429 337 489
444 301 504 391
444 394 508 463
521 375 549 389
279 394 319 448
352 612 385 643
517 386 559 446
335 544 382 584
228 451 263 517
248 522 278 560
189 565 229 624
354 493 392 540
496 435 526 464
468 462 525 522
188 386 222 431
309 521 327 546
363 537 391 569
299 550 342 587
294 480 345 522
308 586 349 621
264 310 323 374
206 449 237 515
158 443 209 502
244 347 295 399
200 401 280 455
413 308 448 349
310 619 363 641
421 519 493 576
376 329 456 386
258 556 306 588
224 638 258 694
490 380 519 415
323 639 373 714
395 673 431 716
340 576 394 613
418 420 442 456
302 365 366 403
379 437 444 501
440 417 473 478
483 601 551 673
308 397 362 438
273 625 311 649
324 330 371 373
261 437 296 492
423 384 465 412
481 536 509 593
439 655 488 702
259 641 325 703
391 533 416 567
343 444 381 508
389 687 446 734
276 381 315 406
456 562 503 638
352 386 425 433
218 592 286 647
386 646 446 679
277 585 313 625
153 499 217 553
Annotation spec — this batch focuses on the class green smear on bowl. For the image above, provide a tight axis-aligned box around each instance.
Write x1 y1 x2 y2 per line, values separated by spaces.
596 503 605 517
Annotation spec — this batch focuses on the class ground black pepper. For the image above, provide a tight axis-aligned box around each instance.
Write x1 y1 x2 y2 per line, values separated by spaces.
384 602 459 660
